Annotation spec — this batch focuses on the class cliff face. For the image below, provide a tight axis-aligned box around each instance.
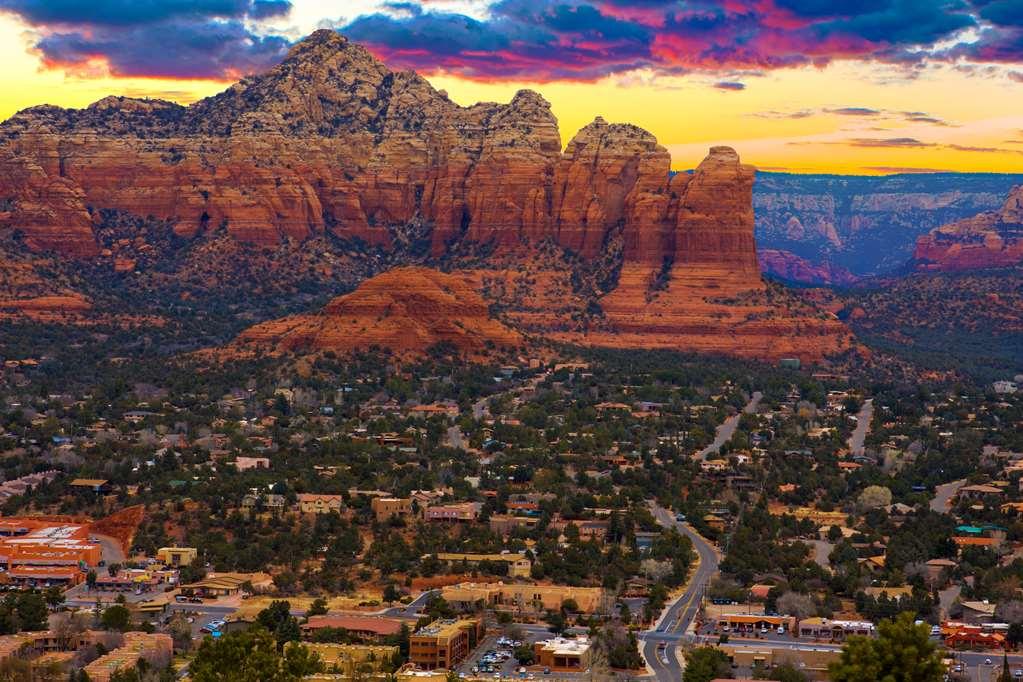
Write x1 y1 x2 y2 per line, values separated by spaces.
754 173 1020 281
913 186 1023 272
581 148 852 362
759 249 859 286
0 29 852 362
231 267 522 356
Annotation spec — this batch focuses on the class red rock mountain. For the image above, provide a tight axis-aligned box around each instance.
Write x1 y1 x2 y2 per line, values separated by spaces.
758 249 859 286
0 29 853 362
232 267 521 356
914 185 1023 272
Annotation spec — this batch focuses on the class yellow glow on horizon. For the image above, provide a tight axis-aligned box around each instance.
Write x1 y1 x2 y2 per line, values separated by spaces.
1 14 1021 175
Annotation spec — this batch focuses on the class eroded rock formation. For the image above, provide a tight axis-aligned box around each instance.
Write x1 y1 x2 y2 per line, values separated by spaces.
914 186 1023 272
232 266 522 356
0 29 852 362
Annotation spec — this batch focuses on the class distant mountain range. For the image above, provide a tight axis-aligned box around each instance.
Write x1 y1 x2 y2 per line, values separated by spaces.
754 172 1021 283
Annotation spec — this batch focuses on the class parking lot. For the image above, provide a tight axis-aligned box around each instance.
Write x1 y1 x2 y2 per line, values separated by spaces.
459 633 532 679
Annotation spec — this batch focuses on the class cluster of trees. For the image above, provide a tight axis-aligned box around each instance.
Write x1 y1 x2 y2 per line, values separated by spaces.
0 592 48 634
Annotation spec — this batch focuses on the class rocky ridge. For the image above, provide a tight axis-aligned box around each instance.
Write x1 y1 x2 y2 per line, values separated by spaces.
0 30 852 362
913 186 1023 272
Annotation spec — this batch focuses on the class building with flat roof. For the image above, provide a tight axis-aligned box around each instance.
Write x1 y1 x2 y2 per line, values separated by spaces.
433 553 532 578
371 497 412 523
718 644 839 681
797 618 874 641
156 547 197 567
301 615 406 641
298 643 399 674
69 479 111 493
534 637 591 671
441 582 605 615
716 614 795 634
0 518 102 569
408 618 483 670
424 503 480 523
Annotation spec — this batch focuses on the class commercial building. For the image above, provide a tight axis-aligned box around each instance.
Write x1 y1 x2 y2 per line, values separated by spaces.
179 571 272 597
408 618 483 670
156 547 197 567
441 582 605 615
296 643 398 675
533 637 592 671
301 616 406 642
4 565 84 589
0 519 102 570
93 568 165 593
797 618 875 641
716 614 795 634
718 644 839 681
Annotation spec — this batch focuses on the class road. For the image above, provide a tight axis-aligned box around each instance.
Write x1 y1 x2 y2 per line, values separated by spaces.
847 398 874 458
641 505 721 681
92 533 126 565
382 589 438 619
931 479 966 513
697 392 762 460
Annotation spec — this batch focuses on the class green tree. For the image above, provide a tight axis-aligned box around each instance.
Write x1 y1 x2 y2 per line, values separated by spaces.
256 600 301 650
307 598 329 617
101 604 132 632
829 613 944 682
382 584 401 604
86 570 98 589
190 628 322 682
15 593 49 631
514 644 535 665
683 647 731 682
755 661 808 682
44 586 65 610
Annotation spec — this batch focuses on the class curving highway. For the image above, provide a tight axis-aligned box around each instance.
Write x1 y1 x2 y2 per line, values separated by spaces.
642 505 721 681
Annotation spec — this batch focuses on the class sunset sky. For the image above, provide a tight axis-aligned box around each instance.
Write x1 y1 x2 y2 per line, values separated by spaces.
2 0 1023 174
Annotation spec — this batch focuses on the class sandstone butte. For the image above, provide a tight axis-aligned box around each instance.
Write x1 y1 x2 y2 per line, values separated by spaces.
232 267 521 356
914 185 1023 272
0 29 853 362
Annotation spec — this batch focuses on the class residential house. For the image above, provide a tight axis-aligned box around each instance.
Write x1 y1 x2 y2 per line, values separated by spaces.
297 494 344 515
424 503 481 523
371 497 413 523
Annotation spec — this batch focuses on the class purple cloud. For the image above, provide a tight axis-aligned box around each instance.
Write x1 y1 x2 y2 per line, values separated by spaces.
0 0 291 79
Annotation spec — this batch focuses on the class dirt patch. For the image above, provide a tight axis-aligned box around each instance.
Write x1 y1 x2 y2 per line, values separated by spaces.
92 505 145 555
